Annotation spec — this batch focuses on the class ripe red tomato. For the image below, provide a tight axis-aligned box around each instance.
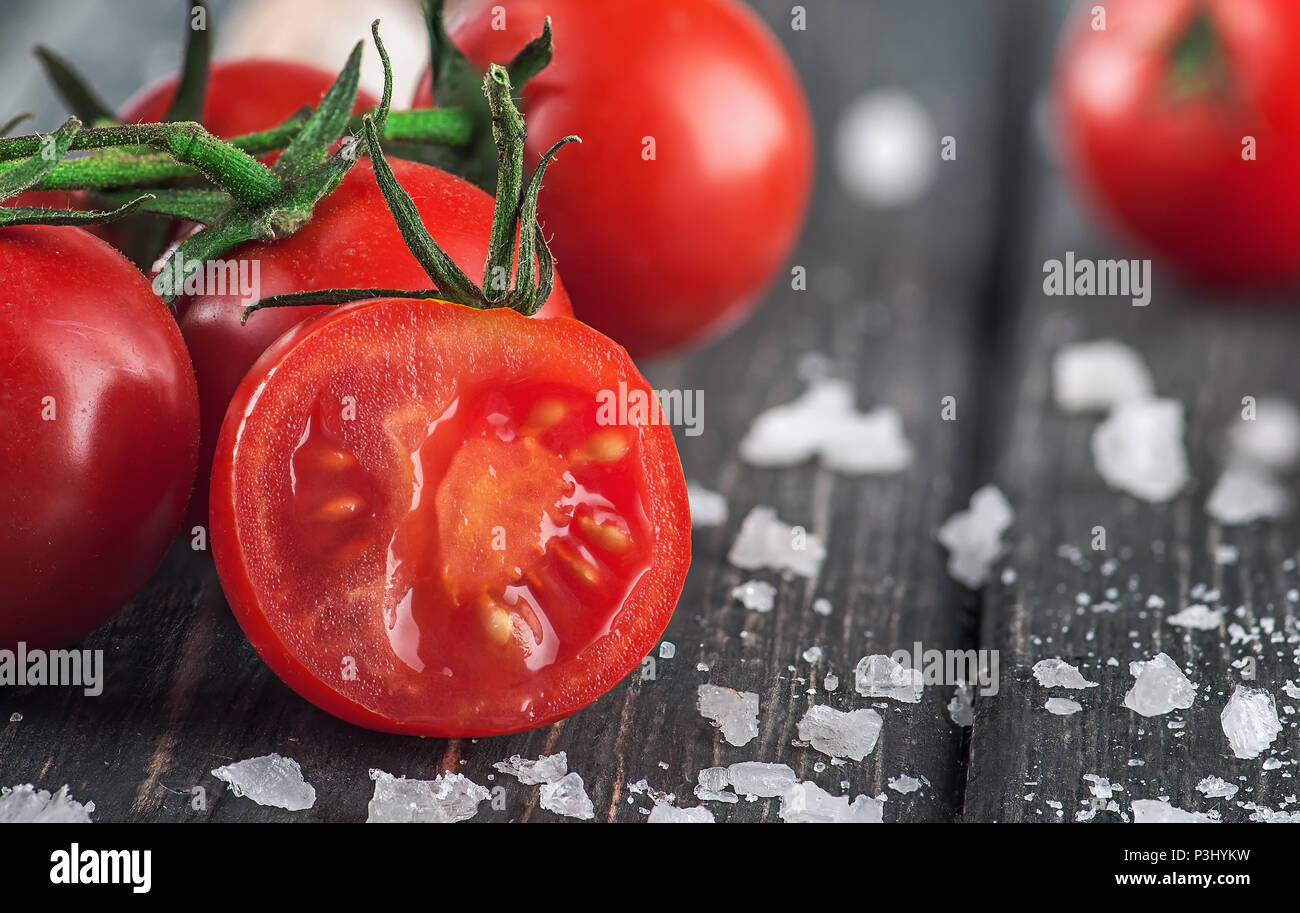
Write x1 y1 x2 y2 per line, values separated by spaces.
123 58 379 138
414 0 813 357
177 157 572 528
0 226 199 650
210 297 689 736
1056 0 1300 288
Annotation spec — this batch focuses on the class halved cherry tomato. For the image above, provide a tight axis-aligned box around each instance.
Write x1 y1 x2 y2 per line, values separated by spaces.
123 58 379 138
414 0 814 357
1056 0 1300 288
210 298 689 736
0 225 199 649
176 157 572 528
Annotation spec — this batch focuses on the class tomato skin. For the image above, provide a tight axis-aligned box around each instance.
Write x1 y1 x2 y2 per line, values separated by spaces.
122 58 379 137
177 158 572 527
0 226 199 650
210 298 689 737
414 0 814 357
1056 0 1300 288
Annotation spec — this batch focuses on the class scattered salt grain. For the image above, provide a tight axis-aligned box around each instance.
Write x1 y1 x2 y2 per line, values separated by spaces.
686 482 728 528
695 767 738 804
1045 697 1082 716
728 506 827 580
698 684 760 747
658 641 676 660
0 784 94 822
1228 397 1300 470
1032 658 1099 689
888 775 921 795
780 780 884 823
1205 462 1291 525
739 377 912 474
1123 653 1195 718
801 646 823 663
731 579 777 612
211 753 315 811
834 88 937 209
366 770 489 823
1052 339 1154 414
1220 685 1282 759
727 762 797 798
796 706 883 761
948 682 975 727
1196 776 1239 800
1091 399 1189 502
937 485 1014 588
539 772 595 820
647 801 714 823
854 654 923 703
1166 605 1223 631
492 752 568 786
1132 799 1216 823
812 597 833 616
823 672 840 692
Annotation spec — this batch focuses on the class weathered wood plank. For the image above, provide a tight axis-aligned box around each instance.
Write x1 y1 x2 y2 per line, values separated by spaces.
964 0 1300 822
0 0 1008 822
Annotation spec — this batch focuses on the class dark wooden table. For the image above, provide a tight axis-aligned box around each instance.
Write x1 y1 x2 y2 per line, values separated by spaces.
3 0 1297 823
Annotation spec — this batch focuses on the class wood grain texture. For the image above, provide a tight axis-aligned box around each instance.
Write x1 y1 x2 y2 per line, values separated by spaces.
963 0 1300 822
0 0 1006 822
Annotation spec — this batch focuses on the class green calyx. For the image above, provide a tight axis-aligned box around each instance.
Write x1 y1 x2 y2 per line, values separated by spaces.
242 65 580 324
1166 10 1233 100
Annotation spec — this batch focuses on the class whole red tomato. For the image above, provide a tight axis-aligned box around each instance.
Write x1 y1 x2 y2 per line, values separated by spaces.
177 157 572 528
1056 0 1300 288
211 297 689 735
123 58 379 138
0 226 199 649
414 0 813 357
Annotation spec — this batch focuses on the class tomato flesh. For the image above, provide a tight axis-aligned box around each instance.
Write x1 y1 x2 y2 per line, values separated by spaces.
211 299 688 736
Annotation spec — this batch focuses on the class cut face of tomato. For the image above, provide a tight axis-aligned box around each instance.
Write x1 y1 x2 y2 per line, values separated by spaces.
210 299 689 736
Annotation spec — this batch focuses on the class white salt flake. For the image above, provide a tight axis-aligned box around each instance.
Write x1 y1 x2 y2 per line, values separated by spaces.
812 597 833 616
937 485 1014 588
658 641 676 660
1045 697 1083 716
698 684 760 747
647 800 714 823
739 377 912 475
492 752 568 786
1083 775 1113 799
823 672 840 692
727 506 827 580
835 89 937 209
731 579 777 613
1123 653 1195 717
1131 799 1216 823
801 646 823 663
686 482 728 528
727 762 797 798
1220 685 1282 760
0 784 94 823
948 682 975 727
1032 658 1099 689
695 767 738 804
539 772 595 820
796 705 883 761
1206 462 1291 525
854 654 923 703
1228 397 1300 470
1283 680 1300 701
1196 776 1239 800
1166 604 1223 631
1091 398 1189 502
888 775 921 795
1052 339 1154 414
780 780 884 823
211 753 315 811
367 770 489 823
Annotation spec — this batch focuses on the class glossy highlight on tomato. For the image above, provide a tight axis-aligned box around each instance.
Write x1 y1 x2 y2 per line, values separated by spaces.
415 0 814 357
1056 0 1300 288
0 225 199 649
210 299 689 736
177 157 572 527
